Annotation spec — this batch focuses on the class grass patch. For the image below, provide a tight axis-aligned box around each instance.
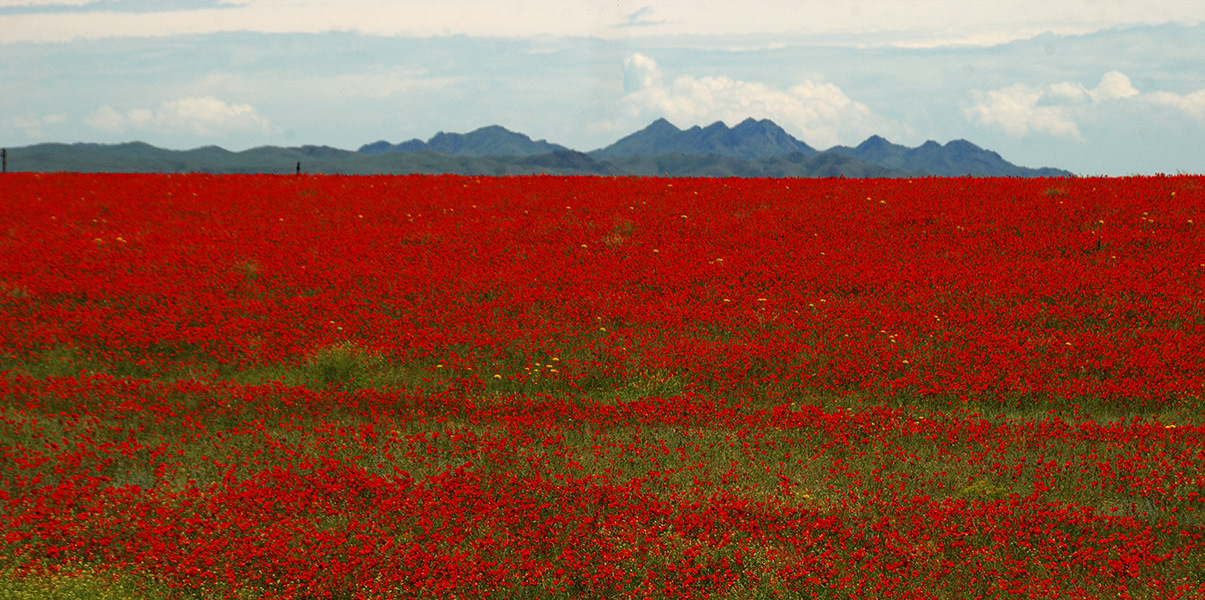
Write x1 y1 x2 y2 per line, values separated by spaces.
0 566 174 600
230 342 446 392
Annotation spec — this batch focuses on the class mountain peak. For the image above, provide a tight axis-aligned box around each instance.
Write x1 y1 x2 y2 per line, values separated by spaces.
734 118 789 136
646 118 681 134
856 135 891 149
358 125 568 157
944 139 989 154
591 117 817 160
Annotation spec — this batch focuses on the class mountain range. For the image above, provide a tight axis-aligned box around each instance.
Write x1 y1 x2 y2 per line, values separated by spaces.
4 118 1072 177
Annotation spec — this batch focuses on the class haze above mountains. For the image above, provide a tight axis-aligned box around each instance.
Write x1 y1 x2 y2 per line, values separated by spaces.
7 118 1071 177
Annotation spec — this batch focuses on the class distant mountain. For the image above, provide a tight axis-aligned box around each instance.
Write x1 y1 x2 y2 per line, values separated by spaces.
590 117 818 160
2 143 905 178
828 135 1070 177
588 119 1068 176
4 117 1072 177
603 152 907 178
359 125 569 157
515 150 611 174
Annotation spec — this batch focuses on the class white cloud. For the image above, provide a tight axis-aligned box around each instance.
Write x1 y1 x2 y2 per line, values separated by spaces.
0 0 92 6
1089 71 1139 102
157 96 268 135
84 105 131 132
620 53 882 148
1147 89 1205 121
966 83 1083 139
3 0 1203 46
966 71 1141 139
622 53 660 95
1046 81 1088 103
10 113 67 137
85 96 269 136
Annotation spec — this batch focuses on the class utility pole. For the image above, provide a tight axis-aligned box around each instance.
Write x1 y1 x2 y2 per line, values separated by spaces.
2 148 6 174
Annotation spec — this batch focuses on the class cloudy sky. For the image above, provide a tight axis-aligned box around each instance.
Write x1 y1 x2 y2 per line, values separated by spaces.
2 0 1203 175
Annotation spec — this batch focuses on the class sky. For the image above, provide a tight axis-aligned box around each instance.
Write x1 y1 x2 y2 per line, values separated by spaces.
2 0 1204 175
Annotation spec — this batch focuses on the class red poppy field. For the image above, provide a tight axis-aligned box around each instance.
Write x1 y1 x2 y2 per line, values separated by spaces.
1 173 1204 599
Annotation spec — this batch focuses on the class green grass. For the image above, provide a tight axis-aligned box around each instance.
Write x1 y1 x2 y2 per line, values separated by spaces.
0 566 175 600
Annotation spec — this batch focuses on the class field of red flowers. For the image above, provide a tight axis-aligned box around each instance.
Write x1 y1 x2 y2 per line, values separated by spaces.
1 173 1203 599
